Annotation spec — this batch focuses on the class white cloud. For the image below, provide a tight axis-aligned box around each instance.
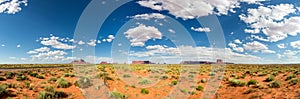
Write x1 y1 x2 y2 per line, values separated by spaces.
41 36 76 50
278 50 298 59
130 13 166 20
27 47 50 54
16 44 21 48
240 4 300 42
106 35 115 43
87 40 96 46
30 50 67 61
168 29 175 33
137 0 266 20
277 43 286 49
124 24 162 46
191 27 211 32
243 41 274 53
84 56 112 64
0 0 28 14
234 39 242 44
228 42 244 52
1 44 5 47
78 40 85 45
290 40 300 49
240 0 267 4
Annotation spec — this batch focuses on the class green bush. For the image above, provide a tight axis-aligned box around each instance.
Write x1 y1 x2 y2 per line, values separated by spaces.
171 81 178 85
56 78 70 88
138 78 152 85
6 72 14 79
36 75 45 79
38 85 67 99
141 88 149 94
29 72 38 77
265 75 275 82
269 80 281 88
161 75 168 80
48 77 57 83
123 74 131 78
289 78 298 86
229 79 246 87
0 84 7 95
286 74 296 81
111 90 126 99
200 78 207 83
196 85 204 91
16 75 27 81
64 73 75 77
74 77 92 88
247 80 258 85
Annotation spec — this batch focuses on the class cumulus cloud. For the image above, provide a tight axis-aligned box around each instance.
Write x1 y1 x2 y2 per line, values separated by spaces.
277 50 298 59
0 0 27 14
87 39 97 46
41 36 76 50
137 0 265 20
243 41 275 53
30 50 67 61
124 24 162 46
191 27 211 32
228 43 244 52
277 43 286 49
290 40 300 49
27 47 50 54
78 41 85 45
240 4 300 42
1 44 5 47
168 29 175 33
234 39 242 44
130 13 166 20
106 35 115 43
16 44 21 48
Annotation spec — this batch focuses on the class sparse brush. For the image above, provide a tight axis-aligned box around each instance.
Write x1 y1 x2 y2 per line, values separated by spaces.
286 74 296 81
171 81 178 85
0 76 5 81
289 78 298 86
268 80 281 88
141 88 149 94
161 75 168 80
74 77 92 88
123 74 131 78
247 80 258 86
6 72 14 79
229 79 246 87
56 78 70 88
138 78 152 85
265 75 275 82
196 85 204 91
0 84 7 95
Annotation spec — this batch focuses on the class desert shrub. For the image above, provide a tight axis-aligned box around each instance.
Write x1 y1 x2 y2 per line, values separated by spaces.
6 72 14 79
161 75 168 80
16 75 27 81
229 79 246 87
247 80 258 85
286 74 296 81
0 84 7 95
245 70 251 74
268 80 281 88
171 81 178 85
258 73 267 76
74 77 92 88
29 72 38 77
106 76 114 81
0 76 5 81
138 78 152 85
123 74 131 78
64 73 75 77
265 75 275 82
188 74 194 78
36 75 45 79
230 74 236 77
141 88 149 94
48 77 57 83
38 85 67 99
110 90 126 99
196 85 204 91
289 78 298 86
209 72 216 76
56 78 70 88
271 71 278 76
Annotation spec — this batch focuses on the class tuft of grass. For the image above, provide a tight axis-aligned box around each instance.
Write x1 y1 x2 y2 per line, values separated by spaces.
196 85 204 91
0 84 7 95
286 74 296 81
247 80 258 86
38 85 67 99
160 75 168 80
138 78 152 85
74 77 92 88
0 76 5 81
265 75 275 82
171 81 178 85
56 78 70 88
268 80 281 88
6 72 14 79
16 74 27 81
289 78 298 86
140 88 149 94
229 79 246 87
123 74 131 78
111 90 126 99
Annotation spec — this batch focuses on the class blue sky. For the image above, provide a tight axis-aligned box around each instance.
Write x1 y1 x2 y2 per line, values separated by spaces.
0 0 300 64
